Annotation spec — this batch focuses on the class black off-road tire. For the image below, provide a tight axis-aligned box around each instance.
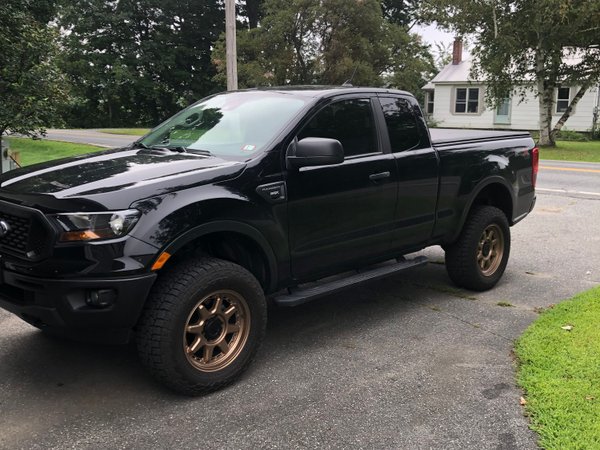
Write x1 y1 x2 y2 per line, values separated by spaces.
136 257 267 395
445 206 511 291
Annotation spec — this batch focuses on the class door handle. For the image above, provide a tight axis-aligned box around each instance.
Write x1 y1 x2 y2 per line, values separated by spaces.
369 171 391 182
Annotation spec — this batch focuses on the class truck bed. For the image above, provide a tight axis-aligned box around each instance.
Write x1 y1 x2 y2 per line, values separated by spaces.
429 128 532 147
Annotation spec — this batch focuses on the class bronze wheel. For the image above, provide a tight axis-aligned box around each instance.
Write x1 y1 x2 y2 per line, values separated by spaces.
476 224 504 276
183 290 251 372
136 257 267 395
445 206 511 291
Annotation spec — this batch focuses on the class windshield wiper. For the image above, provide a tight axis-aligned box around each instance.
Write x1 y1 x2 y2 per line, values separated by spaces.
188 148 213 156
165 146 187 153
134 142 213 156
134 143 187 153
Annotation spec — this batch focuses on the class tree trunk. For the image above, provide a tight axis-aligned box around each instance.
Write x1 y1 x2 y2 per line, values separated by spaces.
537 81 555 147
536 48 555 147
550 84 590 140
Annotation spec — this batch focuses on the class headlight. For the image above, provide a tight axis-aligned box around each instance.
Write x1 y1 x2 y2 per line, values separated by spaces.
52 209 141 242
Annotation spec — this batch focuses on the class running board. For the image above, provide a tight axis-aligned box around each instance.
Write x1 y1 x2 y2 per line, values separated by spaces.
273 256 428 307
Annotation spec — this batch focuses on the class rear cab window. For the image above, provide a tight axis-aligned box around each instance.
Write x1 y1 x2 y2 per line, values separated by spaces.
378 97 422 152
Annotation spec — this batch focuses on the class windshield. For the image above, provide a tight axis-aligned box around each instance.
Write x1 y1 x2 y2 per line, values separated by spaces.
138 91 309 160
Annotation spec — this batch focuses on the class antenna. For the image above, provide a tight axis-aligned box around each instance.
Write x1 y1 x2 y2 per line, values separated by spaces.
342 64 359 87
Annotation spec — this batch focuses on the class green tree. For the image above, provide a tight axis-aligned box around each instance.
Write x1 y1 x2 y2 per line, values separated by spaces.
385 27 437 103
59 0 224 128
240 0 264 28
213 0 436 93
381 0 420 27
319 0 394 85
0 0 68 138
421 0 600 146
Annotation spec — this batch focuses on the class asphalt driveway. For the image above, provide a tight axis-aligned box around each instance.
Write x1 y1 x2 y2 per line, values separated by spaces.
42 129 138 148
1 163 599 449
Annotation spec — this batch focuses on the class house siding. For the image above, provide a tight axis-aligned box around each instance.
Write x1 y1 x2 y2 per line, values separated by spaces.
430 84 599 132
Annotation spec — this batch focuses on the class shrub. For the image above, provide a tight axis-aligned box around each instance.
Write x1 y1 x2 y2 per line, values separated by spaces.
554 129 589 141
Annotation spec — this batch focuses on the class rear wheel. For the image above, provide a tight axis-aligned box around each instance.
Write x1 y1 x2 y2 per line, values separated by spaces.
445 206 511 291
136 257 267 395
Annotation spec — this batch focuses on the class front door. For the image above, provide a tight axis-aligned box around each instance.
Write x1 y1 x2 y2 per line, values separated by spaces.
286 97 398 281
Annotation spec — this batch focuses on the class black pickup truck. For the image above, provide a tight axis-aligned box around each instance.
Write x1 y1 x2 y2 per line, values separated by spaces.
0 87 537 394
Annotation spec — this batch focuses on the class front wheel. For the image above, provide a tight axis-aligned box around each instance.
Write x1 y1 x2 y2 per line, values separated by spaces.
136 257 267 395
445 206 511 291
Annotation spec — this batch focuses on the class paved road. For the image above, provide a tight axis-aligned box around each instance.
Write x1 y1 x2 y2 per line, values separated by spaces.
537 159 600 199
42 129 138 148
1 163 599 449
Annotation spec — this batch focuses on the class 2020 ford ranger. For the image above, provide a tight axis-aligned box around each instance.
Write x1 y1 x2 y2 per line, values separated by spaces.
0 87 537 395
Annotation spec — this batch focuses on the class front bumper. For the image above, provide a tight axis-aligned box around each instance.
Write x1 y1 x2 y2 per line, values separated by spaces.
0 268 156 343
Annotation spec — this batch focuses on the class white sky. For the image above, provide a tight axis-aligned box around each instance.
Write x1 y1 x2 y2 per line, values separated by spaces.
413 23 455 47
413 22 472 62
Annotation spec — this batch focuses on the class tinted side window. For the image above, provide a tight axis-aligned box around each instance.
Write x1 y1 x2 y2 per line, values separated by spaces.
298 99 378 157
379 97 421 152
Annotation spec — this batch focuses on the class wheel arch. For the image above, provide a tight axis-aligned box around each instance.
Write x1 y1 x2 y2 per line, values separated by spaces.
450 177 515 244
156 221 278 293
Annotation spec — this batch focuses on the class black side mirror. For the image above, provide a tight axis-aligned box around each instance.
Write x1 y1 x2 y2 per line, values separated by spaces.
286 137 344 169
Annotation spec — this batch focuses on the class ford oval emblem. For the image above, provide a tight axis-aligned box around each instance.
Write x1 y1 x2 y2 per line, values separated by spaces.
0 220 10 238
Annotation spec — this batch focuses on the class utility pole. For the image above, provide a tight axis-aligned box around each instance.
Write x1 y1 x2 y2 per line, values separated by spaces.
225 0 238 91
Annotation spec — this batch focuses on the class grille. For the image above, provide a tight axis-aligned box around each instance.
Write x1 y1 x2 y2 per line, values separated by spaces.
0 212 31 252
0 201 55 260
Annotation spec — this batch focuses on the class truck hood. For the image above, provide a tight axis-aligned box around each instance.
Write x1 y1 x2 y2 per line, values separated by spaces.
0 148 247 211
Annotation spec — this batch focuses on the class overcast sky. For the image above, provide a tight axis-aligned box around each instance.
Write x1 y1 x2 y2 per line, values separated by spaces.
413 22 472 62
413 22 455 47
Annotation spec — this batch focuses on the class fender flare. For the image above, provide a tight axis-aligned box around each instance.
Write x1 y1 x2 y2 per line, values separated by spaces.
160 220 279 292
450 176 515 243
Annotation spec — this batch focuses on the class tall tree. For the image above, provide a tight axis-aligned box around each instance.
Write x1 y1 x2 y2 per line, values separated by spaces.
0 0 68 138
421 0 600 146
59 0 224 128
319 0 394 85
213 0 436 93
240 0 264 28
381 0 420 27
385 27 437 102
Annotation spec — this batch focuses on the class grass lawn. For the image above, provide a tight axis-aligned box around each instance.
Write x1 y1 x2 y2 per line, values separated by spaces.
6 137 104 167
515 286 600 449
97 128 150 136
540 140 600 163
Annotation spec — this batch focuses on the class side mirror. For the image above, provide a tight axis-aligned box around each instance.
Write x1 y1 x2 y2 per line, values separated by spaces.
286 137 344 169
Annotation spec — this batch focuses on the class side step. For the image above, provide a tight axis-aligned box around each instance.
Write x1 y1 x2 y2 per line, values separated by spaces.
272 256 428 307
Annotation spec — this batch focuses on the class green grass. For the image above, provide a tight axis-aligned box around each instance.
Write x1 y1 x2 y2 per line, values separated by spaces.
6 137 104 167
540 140 600 163
515 286 600 449
97 128 150 136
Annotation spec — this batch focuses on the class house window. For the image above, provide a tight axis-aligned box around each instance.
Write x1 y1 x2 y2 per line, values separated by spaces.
426 91 434 114
556 87 570 113
455 87 479 113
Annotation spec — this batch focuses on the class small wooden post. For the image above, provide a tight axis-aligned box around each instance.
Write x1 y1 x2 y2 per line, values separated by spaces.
10 151 21 169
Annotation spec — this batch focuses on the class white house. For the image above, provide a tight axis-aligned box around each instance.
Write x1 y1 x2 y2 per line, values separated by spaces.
423 41 600 132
